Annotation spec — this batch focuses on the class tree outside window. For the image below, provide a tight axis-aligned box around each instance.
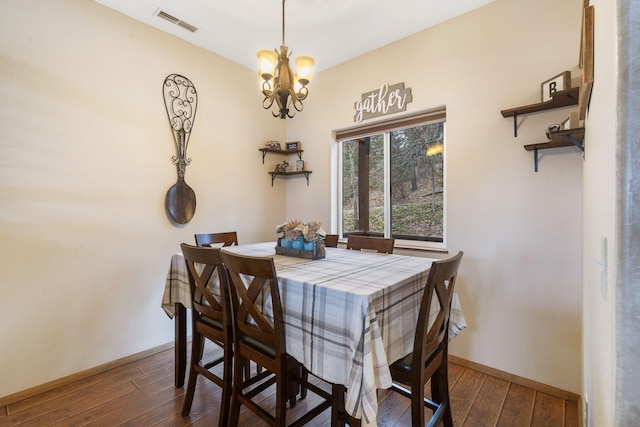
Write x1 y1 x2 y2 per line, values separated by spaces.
340 120 444 243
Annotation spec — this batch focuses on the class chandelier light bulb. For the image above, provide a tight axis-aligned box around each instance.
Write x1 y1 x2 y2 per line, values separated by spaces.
257 50 278 80
294 56 314 85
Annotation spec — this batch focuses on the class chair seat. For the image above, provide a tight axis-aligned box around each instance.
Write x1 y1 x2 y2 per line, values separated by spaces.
390 353 414 373
390 349 444 375
199 315 224 332
242 335 276 358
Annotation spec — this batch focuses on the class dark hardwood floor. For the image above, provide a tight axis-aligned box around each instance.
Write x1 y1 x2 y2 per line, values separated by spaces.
0 346 579 426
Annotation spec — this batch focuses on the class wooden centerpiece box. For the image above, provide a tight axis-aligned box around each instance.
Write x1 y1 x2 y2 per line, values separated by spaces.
275 238 326 260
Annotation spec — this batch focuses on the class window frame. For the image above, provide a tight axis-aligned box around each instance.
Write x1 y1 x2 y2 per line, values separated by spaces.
335 109 447 251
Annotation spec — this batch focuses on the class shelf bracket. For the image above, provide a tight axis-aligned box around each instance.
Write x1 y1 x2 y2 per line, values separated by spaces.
513 113 519 137
269 172 311 186
533 148 539 172
262 151 267 164
566 134 585 152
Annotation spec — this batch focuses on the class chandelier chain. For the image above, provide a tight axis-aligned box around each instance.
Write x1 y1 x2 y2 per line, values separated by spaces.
282 0 286 46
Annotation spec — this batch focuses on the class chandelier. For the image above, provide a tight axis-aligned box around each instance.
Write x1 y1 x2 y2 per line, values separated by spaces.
257 0 314 119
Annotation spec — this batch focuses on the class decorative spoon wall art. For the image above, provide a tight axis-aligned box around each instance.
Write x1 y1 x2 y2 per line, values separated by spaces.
163 74 198 224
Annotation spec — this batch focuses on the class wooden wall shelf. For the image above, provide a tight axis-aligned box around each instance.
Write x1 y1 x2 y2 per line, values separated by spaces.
268 170 312 186
260 144 311 186
501 87 579 137
259 148 303 163
523 128 585 172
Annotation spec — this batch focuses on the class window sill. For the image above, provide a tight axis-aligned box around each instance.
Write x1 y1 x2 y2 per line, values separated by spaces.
394 243 449 254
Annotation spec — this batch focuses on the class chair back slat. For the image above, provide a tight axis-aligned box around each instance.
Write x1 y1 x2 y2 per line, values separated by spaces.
324 234 339 248
180 243 229 328
346 235 395 253
221 251 286 357
195 231 239 247
414 251 463 369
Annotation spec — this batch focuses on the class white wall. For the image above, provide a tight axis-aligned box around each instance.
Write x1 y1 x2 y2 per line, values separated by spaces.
0 0 286 397
287 0 584 394
582 0 622 425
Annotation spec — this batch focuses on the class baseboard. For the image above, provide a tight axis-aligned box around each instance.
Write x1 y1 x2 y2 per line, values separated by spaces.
1 345 581 410
449 355 581 403
0 341 174 408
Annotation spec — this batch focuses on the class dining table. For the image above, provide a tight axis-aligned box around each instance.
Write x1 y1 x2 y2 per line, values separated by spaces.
161 241 466 425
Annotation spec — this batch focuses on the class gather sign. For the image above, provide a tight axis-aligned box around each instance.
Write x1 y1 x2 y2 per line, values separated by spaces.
353 82 413 123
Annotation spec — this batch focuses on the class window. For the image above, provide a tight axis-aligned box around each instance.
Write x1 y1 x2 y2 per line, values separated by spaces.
337 110 445 247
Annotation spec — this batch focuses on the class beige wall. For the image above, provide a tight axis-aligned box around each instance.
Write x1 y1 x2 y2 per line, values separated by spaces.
1 0 596 408
0 0 286 397
288 0 584 394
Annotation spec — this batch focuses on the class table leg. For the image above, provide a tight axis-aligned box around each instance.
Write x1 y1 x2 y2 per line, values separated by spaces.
174 302 186 388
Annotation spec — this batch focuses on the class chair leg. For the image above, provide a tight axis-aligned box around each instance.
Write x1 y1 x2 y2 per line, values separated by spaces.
243 359 251 380
181 332 203 416
411 374 426 427
300 365 308 399
218 344 233 427
431 365 453 427
228 352 244 426
276 372 287 427
288 370 298 408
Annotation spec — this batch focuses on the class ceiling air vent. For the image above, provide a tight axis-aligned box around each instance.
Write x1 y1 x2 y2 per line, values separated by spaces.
177 21 198 33
155 9 198 33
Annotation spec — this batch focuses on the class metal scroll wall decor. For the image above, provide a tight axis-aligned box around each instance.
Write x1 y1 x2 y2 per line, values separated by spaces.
163 74 198 224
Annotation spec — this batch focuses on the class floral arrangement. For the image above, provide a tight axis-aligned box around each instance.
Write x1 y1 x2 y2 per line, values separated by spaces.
276 220 326 243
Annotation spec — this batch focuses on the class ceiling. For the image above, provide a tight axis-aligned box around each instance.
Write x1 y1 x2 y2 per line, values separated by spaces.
94 0 495 72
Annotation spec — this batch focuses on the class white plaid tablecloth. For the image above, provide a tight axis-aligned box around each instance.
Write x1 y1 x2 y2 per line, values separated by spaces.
161 242 466 425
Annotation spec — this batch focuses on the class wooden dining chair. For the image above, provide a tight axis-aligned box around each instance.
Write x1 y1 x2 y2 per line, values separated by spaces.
346 235 395 254
388 251 464 427
179 243 233 427
220 250 333 426
324 234 339 248
194 231 239 247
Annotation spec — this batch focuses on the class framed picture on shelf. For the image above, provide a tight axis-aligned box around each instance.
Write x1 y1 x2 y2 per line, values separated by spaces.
286 141 300 151
541 71 571 102
295 159 304 171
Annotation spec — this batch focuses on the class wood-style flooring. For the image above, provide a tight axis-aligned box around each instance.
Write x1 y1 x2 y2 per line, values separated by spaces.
0 346 579 426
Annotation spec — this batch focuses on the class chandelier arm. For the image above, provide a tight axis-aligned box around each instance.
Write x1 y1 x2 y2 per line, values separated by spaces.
262 80 274 94
291 95 304 113
296 86 308 101
263 96 275 110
